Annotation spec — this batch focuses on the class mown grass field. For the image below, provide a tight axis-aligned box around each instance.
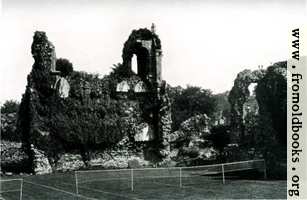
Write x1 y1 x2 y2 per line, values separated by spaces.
1 170 286 200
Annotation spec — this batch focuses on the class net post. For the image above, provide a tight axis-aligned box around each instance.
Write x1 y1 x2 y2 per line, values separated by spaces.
263 160 267 179
222 164 225 184
131 169 134 191
179 167 182 188
20 179 23 200
75 171 79 195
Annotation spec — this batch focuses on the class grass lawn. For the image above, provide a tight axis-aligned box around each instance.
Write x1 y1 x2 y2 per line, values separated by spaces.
1 171 286 200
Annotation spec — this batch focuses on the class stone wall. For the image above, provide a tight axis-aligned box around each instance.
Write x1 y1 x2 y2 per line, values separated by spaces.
228 69 265 143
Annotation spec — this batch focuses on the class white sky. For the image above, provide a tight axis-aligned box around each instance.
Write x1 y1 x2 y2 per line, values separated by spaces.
0 0 306 103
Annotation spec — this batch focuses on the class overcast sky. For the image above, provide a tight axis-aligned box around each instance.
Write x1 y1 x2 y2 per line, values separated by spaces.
0 0 306 103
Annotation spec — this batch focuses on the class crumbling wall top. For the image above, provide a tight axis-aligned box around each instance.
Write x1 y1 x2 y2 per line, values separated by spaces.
31 31 56 72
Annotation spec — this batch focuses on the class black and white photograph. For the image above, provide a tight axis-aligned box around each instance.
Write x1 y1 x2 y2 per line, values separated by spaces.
0 0 306 199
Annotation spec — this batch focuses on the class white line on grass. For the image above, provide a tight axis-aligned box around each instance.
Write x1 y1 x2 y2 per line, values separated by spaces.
24 181 98 200
150 180 203 189
60 181 143 200
77 174 220 185
0 189 21 193
78 177 130 184
151 181 180 188
78 175 180 184
77 185 143 200
0 179 23 182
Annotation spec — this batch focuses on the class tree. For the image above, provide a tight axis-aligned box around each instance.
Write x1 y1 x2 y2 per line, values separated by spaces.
243 111 259 148
212 91 231 125
56 58 73 77
256 62 287 145
110 63 132 78
209 125 230 153
171 86 217 131
1 100 20 141
255 62 287 179
1 100 19 113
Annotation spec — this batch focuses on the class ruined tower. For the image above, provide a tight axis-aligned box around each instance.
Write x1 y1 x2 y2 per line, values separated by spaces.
121 26 162 87
117 25 171 159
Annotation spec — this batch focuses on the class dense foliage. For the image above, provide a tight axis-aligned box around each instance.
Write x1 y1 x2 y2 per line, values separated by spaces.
256 62 287 145
212 91 231 125
170 86 217 131
41 71 130 164
1 100 20 141
56 58 73 77
1 100 19 113
209 125 230 153
46 96 126 165
255 62 287 178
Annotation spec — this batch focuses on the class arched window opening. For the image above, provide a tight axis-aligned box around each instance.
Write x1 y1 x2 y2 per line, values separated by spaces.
132 54 138 74
248 83 257 96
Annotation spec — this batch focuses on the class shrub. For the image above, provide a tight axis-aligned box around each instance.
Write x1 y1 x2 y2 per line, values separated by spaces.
171 86 217 131
56 58 73 77
1 100 20 141
1 100 19 113
128 159 141 168
209 125 230 152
